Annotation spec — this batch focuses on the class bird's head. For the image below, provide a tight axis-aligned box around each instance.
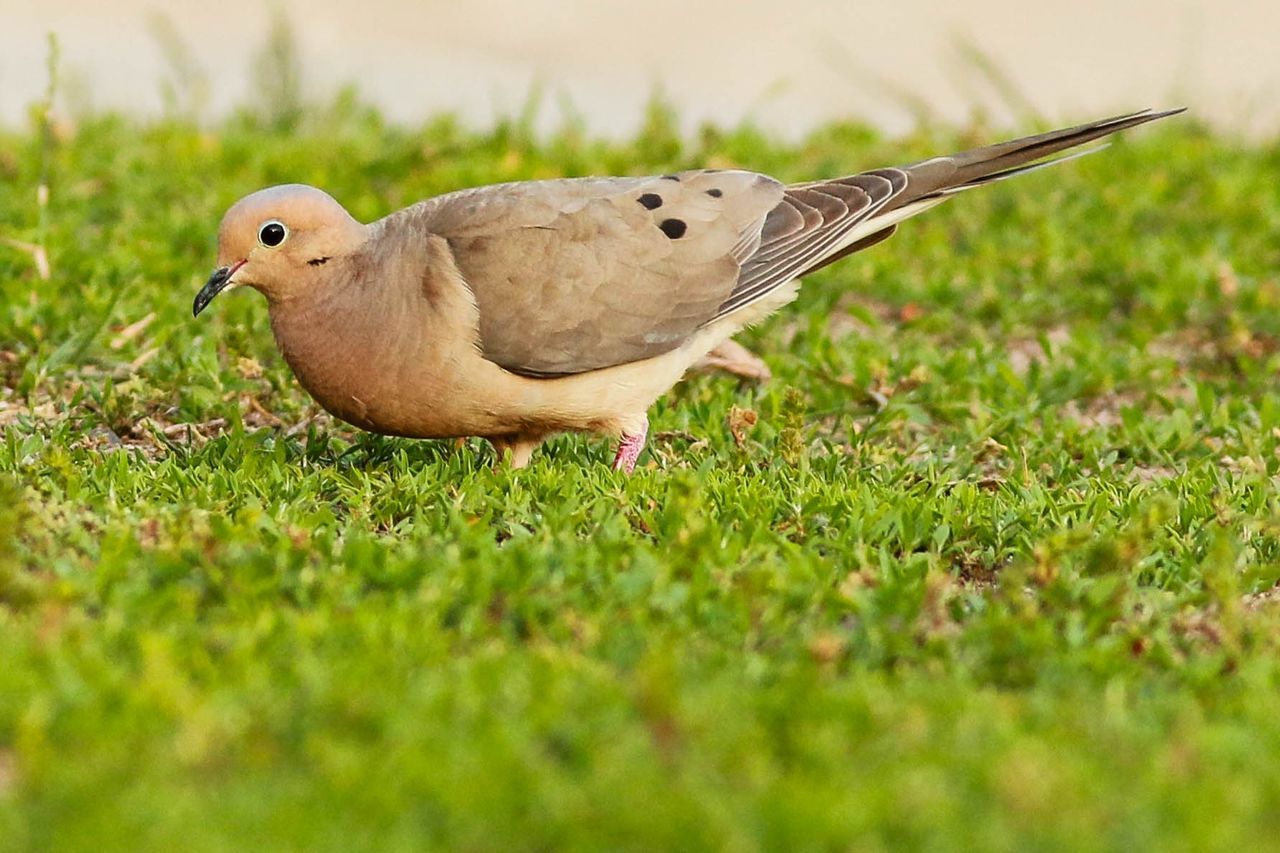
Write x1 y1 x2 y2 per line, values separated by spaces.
193 184 367 316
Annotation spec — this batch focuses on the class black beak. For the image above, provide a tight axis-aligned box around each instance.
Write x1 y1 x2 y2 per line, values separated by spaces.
192 262 242 317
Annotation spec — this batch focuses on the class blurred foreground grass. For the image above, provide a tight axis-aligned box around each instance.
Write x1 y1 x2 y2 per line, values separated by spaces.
2 95 1280 850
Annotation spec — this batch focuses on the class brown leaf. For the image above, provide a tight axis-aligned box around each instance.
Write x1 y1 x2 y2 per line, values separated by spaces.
726 405 758 448
808 632 846 663
244 395 282 428
108 313 155 350
1217 261 1239 298
236 357 264 380
129 347 161 370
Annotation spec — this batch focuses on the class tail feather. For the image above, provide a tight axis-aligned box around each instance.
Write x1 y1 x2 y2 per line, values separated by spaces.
889 107 1186 207
718 107 1185 321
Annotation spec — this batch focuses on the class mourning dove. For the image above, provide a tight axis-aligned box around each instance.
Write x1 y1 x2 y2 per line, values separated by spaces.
194 108 1182 471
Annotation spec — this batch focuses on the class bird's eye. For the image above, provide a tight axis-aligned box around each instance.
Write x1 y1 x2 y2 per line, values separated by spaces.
258 220 288 248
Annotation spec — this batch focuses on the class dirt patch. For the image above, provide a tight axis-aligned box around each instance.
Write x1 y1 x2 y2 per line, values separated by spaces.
1006 327 1072 375
0 397 61 429
1244 585 1280 612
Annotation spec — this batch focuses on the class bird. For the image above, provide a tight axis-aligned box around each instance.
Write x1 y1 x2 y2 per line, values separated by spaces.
194 108 1183 472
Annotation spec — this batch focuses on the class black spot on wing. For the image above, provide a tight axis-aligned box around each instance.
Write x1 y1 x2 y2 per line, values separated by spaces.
706 188 723 198
637 193 663 210
659 218 687 239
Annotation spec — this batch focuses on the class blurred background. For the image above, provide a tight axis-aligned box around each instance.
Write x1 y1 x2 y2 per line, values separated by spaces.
1 0 1277 136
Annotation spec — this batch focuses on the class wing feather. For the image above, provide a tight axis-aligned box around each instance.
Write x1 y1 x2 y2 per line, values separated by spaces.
410 171 783 375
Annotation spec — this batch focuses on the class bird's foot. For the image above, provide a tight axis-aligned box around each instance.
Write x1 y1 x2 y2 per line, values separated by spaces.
489 435 539 469
693 339 772 383
611 418 649 473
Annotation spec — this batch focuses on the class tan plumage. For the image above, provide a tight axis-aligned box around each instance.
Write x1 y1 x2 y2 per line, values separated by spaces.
194 108 1183 471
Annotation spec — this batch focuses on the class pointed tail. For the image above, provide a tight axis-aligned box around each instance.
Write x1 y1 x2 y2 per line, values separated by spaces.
888 107 1187 208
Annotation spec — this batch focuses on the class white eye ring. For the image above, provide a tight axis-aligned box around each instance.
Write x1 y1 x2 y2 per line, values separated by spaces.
258 219 289 248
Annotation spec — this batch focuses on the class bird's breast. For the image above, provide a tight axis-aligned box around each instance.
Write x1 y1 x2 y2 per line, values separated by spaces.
266 296 512 439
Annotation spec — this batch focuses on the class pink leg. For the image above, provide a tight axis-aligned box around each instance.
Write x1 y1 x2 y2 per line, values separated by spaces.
611 417 649 473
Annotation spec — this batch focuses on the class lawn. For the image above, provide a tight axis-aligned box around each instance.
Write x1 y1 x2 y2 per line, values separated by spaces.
2 89 1280 850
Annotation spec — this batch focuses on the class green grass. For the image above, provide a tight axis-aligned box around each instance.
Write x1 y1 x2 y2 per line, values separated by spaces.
3 96 1280 851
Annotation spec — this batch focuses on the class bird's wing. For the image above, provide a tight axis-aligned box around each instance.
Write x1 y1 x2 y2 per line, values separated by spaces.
415 169 898 376
414 171 782 376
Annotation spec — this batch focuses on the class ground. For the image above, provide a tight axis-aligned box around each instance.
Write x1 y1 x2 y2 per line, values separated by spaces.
2 97 1280 850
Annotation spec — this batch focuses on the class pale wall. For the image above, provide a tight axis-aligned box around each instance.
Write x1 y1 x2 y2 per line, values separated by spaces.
0 0 1275 135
